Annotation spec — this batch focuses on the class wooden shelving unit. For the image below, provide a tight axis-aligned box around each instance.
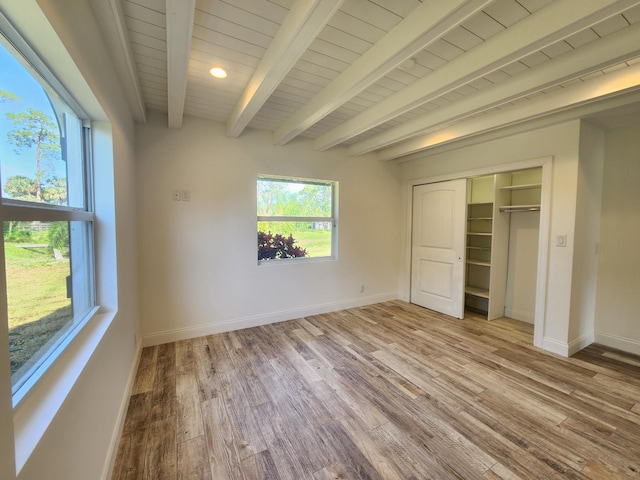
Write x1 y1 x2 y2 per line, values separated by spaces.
499 169 542 213
465 176 495 315
464 167 543 320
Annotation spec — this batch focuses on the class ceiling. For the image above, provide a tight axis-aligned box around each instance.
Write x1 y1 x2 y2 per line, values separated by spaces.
91 0 640 161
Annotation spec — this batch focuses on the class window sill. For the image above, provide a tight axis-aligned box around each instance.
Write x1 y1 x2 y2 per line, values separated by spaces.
258 256 336 266
11 308 114 473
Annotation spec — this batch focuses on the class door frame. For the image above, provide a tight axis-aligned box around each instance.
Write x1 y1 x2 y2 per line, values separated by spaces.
403 156 552 350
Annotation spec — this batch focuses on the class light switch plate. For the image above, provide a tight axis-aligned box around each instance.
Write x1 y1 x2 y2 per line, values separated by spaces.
556 234 567 247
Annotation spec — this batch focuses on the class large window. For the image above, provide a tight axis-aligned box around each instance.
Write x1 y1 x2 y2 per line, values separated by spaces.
1 34 95 398
257 175 337 261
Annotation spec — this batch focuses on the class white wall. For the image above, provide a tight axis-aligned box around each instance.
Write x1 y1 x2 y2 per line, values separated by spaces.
398 121 583 355
504 211 540 324
0 1 140 479
594 124 640 354
136 112 401 345
568 121 604 348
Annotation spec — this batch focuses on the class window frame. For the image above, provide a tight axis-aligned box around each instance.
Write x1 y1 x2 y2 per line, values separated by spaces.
0 24 96 405
257 174 338 263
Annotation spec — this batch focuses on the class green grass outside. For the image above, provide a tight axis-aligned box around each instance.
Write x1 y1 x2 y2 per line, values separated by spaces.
5 242 72 376
258 221 332 258
292 230 332 257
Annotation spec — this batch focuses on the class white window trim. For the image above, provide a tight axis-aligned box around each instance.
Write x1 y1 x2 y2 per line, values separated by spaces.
2 202 94 222
0 8 107 475
1 124 96 402
257 175 338 263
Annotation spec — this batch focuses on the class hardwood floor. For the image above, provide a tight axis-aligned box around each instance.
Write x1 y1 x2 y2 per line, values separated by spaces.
111 301 640 479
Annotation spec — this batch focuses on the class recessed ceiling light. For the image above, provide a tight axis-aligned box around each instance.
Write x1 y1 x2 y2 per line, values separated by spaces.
210 67 227 79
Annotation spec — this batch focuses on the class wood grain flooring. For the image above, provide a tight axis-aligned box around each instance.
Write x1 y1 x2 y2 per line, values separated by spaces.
111 301 640 479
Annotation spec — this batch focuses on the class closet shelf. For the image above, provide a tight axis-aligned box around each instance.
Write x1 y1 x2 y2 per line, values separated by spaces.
467 232 492 236
499 204 540 213
468 217 493 221
467 246 491 251
500 183 541 191
467 260 490 267
465 286 490 299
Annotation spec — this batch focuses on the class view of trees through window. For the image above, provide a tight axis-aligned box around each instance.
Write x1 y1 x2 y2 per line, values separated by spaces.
1 38 93 391
257 177 334 260
2 105 68 204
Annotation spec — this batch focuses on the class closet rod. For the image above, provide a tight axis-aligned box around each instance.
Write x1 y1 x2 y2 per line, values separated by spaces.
499 205 540 213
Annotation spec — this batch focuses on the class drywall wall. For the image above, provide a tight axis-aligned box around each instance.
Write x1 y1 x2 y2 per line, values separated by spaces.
568 121 604 349
0 1 140 479
594 124 640 355
504 211 540 324
398 121 582 355
136 112 401 345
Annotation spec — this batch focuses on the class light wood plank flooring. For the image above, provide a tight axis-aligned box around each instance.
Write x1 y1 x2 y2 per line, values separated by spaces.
111 301 640 479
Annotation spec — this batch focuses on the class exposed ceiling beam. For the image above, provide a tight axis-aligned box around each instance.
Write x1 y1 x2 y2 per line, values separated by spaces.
166 0 195 129
89 0 146 123
377 61 640 161
226 0 345 138
313 0 640 151
349 21 640 156
394 90 640 162
272 0 493 146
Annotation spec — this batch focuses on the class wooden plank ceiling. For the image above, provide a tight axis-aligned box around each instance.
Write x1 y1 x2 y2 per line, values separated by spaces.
94 0 640 160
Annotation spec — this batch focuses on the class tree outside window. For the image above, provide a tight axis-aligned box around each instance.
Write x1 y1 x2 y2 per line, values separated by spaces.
1 37 94 397
257 176 336 261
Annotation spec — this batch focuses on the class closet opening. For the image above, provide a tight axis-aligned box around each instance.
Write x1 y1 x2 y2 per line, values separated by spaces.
408 157 551 349
465 167 542 324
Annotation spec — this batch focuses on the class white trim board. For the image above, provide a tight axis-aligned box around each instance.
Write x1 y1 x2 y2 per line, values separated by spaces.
542 336 570 357
543 332 595 358
142 292 397 347
101 337 143 480
595 332 640 356
569 332 595 357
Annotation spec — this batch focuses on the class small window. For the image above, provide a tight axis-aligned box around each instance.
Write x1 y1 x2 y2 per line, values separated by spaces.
257 175 337 261
1 34 95 397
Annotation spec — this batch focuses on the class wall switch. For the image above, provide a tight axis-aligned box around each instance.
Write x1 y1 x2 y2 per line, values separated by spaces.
556 234 567 247
172 189 181 201
360 284 365 293
181 189 191 202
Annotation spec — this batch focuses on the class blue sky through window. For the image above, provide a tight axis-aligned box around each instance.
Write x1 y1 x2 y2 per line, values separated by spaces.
0 42 65 197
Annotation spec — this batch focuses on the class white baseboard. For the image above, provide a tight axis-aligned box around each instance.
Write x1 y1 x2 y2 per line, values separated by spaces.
542 337 569 357
504 307 534 324
542 332 594 357
594 331 640 356
142 292 397 347
568 332 594 356
101 337 143 480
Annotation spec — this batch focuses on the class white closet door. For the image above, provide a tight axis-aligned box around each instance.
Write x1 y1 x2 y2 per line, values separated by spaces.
411 179 466 319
